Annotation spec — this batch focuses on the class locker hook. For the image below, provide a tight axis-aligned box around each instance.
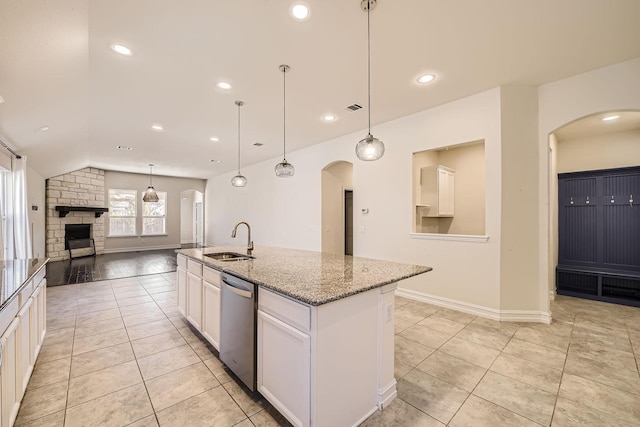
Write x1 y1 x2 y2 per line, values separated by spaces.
611 195 615 203
586 196 590 204
570 197 574 205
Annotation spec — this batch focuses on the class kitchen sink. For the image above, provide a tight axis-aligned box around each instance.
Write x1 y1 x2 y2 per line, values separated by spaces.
205 252 254 262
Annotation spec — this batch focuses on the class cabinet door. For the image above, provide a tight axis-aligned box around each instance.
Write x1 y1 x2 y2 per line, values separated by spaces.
186 272 203 330
17 298 33 399
1 319 20 427
438 169 455 216
37 282 47 348
202 281 221 350
31 285 43 363
257 310 310 427
177 267 188 317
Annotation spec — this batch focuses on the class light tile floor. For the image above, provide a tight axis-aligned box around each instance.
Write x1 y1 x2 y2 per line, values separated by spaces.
17 274 640 426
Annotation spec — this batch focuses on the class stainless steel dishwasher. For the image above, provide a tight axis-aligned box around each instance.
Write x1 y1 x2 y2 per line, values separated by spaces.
220 272 257 391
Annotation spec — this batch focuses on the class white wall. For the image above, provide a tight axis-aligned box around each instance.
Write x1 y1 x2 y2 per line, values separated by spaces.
539 57 640 306
206 88 505 310
557 129 640 173
104 171 205 252
27 165 46 258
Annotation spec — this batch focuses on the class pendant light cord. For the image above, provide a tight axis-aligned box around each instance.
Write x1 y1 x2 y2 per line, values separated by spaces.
367 1 371 135
149 164 153 186
237 103 241 174
283 68 287 161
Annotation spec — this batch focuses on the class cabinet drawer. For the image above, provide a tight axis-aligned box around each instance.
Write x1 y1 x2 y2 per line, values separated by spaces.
187 259 202 276
203 266 221 287
259 288 310 333
19 280 34 306
177 255 188 269
0 298 19 336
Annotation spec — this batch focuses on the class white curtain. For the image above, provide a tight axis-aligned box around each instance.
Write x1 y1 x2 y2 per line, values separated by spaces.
12 156 32 259
0 170 14 259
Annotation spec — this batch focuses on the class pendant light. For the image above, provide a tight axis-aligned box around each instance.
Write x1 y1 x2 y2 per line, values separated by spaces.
355 0 385 161
275 64 295 177
142 164 159 202
231 100 247 187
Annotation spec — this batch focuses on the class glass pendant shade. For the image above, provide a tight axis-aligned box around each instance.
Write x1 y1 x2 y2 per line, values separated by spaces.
143 164 159 202
356 133 385 161
275 160 295 177
143 186 159 202
231 174 247 187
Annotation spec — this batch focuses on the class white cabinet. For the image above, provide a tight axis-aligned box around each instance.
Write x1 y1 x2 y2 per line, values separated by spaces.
1 318 20 427
186 272 203 330
420 165 455 217
257 309 310 427
202 280 221 350
177 257 221 352
177 267 187 317
16 298 33 399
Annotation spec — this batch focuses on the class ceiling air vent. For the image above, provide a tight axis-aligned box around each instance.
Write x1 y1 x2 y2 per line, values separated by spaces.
346 104 363 112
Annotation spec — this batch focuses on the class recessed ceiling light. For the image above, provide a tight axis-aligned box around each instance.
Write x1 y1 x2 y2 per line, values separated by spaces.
38 125 49 131
0 95 5 104
417 74 436 84
253 142 264 147
116 145 133 151
110 44 132 56
210 137 219 142
151 124 164 131
602 115 620 121
322 114 337 121
217 82 232 90
290 4 310 20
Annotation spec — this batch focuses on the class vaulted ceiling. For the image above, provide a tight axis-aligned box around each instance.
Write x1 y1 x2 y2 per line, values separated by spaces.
1 0 639 179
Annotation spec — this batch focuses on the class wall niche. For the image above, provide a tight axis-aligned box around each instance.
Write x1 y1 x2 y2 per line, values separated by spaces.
412 140 486 236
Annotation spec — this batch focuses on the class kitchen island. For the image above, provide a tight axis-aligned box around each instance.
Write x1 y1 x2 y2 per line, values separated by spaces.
176 246 430 427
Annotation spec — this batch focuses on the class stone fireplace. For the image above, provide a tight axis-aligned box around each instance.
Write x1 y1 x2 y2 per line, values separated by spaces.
46 167 106 261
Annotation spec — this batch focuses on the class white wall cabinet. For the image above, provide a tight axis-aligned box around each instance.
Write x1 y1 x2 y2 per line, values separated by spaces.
177 256 221 352
202 280 221 350
257 309 310 427
1 318 20 427
177 255 188 317
420 165 455 217
186 272 202 330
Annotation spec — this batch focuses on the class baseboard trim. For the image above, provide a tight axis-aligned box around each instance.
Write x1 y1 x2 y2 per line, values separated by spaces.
102 244 181 254
395 288 552 324
377 379 397 409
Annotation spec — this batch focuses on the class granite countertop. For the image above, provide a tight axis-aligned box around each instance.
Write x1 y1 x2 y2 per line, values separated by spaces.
0 258 48 310
176 246 431 306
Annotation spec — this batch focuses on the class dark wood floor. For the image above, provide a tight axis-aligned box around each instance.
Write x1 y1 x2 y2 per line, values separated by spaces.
46 248 180 286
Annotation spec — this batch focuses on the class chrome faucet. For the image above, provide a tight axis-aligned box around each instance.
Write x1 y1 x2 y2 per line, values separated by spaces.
231 221 253 255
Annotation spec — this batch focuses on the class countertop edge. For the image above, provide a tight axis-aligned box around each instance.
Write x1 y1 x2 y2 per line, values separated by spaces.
0 258 49 313
176 249 431 306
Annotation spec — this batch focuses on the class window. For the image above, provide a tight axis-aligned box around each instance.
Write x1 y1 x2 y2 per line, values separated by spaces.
142 191 166 235
109 189 137 236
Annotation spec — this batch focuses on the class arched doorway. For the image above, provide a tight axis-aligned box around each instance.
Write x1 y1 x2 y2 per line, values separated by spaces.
321 161 354 255
180 189 204 248
548 110 640 301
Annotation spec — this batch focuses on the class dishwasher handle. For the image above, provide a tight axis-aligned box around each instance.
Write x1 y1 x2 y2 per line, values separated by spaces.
223 280 253 299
